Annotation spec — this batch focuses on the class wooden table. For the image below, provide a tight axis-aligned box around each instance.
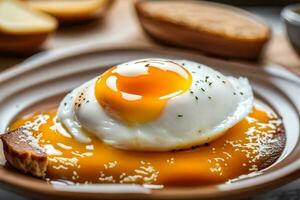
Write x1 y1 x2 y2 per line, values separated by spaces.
0 0 299 74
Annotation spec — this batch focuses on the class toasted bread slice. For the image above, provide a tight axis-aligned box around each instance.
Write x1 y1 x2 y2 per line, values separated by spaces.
136 0 271 59
26 0 114 23
0 0 57 54
1 128 47 177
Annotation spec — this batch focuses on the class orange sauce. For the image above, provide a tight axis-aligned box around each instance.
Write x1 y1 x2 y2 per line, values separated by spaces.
9 106 284 185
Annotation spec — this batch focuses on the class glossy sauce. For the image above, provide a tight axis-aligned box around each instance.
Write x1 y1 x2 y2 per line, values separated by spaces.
9 106 285 185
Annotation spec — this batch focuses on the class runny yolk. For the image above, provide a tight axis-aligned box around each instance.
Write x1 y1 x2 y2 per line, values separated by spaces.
95 60 192 124
9 106 285 186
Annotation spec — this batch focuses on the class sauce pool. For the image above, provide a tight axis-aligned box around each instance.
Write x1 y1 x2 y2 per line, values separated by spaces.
9 106 285 186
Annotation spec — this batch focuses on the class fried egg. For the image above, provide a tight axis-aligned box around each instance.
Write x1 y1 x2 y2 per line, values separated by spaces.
57 58 253 151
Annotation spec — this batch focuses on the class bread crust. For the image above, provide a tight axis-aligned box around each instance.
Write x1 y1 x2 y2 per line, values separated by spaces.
1 128 47 178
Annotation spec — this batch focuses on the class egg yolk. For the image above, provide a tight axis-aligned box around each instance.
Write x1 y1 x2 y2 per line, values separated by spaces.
9 106 285 185
95 60 192 124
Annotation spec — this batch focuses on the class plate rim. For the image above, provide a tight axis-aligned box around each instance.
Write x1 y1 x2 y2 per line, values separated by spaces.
0 44 300 200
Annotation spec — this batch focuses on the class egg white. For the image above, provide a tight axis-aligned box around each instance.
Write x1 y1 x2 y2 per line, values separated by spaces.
58 59 253 151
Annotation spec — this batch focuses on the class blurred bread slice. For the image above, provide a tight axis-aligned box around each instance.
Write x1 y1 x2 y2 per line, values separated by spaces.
26 0 114 23
0 0 57 54
136 0 271 59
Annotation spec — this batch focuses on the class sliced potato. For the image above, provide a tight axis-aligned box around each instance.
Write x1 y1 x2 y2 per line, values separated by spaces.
26 0 114 23
0 0 57 54
0 0 57 34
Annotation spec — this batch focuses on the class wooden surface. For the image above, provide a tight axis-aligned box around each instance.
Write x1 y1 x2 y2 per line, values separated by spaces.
265 34 300 69
0 0 300 74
